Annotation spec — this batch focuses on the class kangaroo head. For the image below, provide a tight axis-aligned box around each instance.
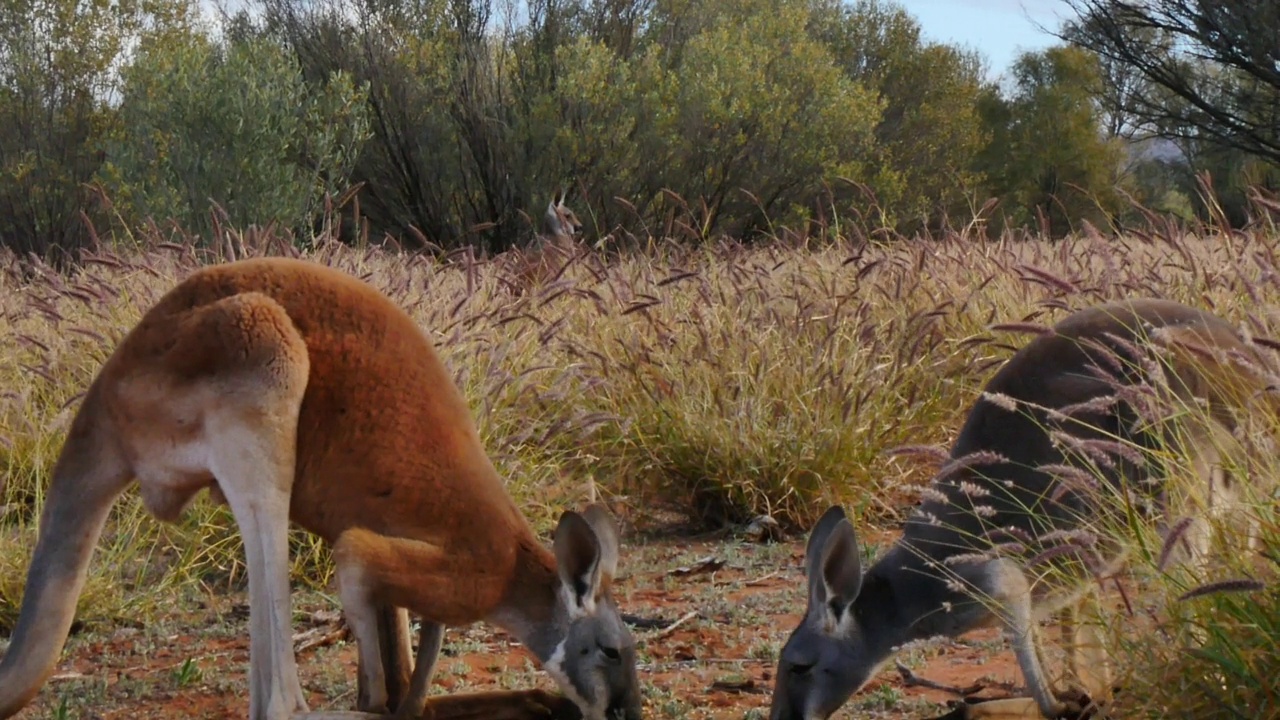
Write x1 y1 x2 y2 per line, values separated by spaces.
546 504 643 720
543 190 584 243
769 505 898 720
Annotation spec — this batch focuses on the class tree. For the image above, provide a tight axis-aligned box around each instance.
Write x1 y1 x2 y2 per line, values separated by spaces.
808 0 989 232
256 0 478 249
699 2 880 236
975 45 1127 236
1062 13 1155 141
99 32 371 240
0 0 199 258
1060 0 1280 165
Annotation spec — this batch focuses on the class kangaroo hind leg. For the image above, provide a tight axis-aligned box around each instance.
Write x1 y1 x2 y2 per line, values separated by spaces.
960 558 1070 719
1057 589 1112 706
191 292 312 720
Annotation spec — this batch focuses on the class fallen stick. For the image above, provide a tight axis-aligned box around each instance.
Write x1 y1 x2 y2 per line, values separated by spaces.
620 612 673 630
895 661 987 696
638 610 699 645
295 624 352 654
743 570 783 586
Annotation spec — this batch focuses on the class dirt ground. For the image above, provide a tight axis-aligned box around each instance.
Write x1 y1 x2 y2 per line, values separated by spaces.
6 530 1086 720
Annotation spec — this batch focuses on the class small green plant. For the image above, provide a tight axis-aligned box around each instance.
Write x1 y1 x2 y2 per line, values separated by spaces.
852 682 903 710
172 657 202 688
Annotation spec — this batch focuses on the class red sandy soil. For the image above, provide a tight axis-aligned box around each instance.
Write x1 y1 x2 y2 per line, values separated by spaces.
6 534 1112 720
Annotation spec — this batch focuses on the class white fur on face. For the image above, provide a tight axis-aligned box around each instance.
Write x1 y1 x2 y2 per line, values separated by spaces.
545 639 606 720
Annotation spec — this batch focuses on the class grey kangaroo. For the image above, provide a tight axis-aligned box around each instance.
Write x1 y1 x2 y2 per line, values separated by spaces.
769 298 1276 720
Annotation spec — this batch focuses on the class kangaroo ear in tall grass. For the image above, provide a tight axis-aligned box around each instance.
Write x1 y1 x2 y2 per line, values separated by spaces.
768 297 1279 720
0 257 643 720
501 192 589 296
543 191 585 245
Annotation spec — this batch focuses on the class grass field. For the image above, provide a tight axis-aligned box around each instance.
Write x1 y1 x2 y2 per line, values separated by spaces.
0 214 1277 718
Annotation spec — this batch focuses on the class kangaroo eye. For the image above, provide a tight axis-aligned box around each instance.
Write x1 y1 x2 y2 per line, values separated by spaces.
788 661 814 676
599 644 621 662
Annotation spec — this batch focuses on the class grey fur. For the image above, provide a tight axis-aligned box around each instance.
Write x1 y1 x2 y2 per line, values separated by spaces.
769 298 1276 720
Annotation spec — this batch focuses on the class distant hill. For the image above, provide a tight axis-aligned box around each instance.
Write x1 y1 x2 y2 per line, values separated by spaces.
1124 134 1187 164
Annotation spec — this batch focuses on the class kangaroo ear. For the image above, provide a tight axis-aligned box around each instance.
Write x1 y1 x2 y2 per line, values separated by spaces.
819 519 863 607
804 506 848 579
804 506 862 608
579 502 620 582
554 510 605 614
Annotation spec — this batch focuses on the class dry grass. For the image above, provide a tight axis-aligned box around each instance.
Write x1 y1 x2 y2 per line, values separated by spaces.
1 198 1279 717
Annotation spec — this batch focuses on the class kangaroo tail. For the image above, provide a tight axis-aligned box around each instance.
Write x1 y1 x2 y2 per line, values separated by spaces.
0 381 131 717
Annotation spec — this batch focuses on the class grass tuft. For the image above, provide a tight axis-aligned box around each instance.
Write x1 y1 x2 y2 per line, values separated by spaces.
1 198 1280 718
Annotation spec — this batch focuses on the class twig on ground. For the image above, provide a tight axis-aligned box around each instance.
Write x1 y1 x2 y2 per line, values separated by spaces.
119 650 238 676
895 661 988 696
638 611 698 646
743 570 783 586
295 623 352 654
620 612 673 630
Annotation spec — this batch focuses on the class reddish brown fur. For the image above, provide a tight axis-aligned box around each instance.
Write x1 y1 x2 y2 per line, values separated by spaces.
504 196 585 295
0 256 603 720
113 257 563 622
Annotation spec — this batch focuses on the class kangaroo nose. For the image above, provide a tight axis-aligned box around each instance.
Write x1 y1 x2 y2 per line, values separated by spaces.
607 690 642 720
768 697 796 720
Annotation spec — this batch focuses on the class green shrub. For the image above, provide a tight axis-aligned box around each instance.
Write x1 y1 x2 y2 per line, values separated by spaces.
0 0 199 258
98 33 371 241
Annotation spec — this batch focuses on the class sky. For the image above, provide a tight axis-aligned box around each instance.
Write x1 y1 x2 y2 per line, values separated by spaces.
897 0 1075 80
193 0 1078 82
